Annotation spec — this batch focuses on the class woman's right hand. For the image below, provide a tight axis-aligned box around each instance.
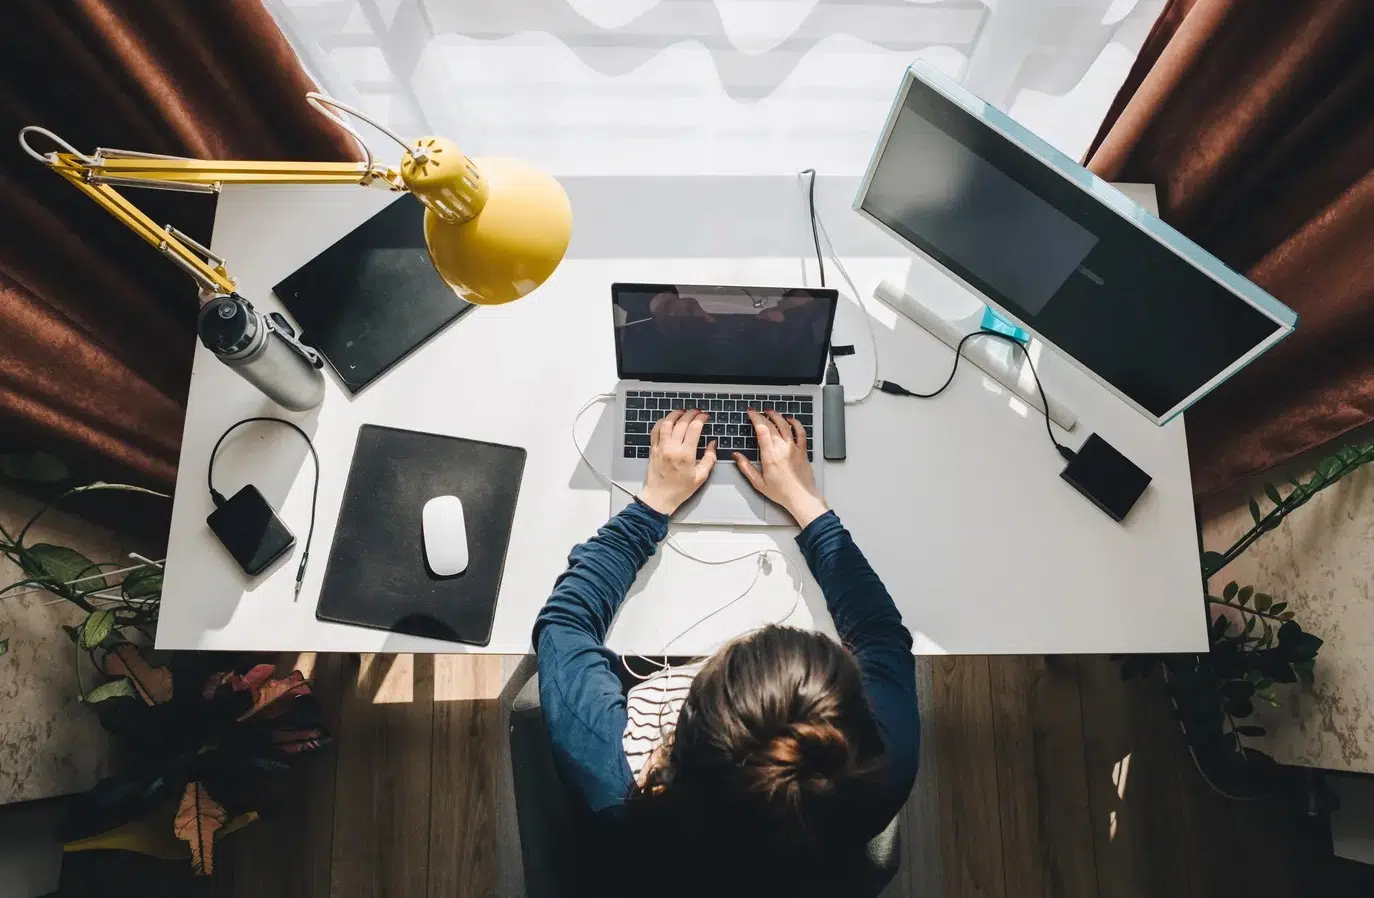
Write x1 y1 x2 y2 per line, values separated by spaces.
733 408 830 528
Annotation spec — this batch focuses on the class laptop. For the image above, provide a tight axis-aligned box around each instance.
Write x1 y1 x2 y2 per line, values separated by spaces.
609 283 839 525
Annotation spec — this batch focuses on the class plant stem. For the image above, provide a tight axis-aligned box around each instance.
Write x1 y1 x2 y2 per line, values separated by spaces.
1210 451 1374 575
1224 710 1244 752
73 638 86 701
1206 598 1287 622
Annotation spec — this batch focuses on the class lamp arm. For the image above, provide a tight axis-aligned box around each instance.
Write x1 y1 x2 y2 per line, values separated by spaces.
17 96 573 309
19 125 405 297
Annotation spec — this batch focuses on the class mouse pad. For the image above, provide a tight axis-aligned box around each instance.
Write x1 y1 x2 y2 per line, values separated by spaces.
272 197 475 394
316 424 526 646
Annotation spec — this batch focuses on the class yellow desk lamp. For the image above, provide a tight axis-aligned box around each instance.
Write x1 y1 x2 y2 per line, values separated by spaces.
19 95 572 409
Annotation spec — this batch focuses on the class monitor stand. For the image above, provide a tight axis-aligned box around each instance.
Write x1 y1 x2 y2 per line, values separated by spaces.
873 278 1078 431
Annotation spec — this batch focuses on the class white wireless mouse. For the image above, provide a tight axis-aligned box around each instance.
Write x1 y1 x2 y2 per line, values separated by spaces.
422 495 469 576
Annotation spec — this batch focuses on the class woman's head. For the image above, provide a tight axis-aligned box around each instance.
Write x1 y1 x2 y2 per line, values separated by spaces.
642 626 885 855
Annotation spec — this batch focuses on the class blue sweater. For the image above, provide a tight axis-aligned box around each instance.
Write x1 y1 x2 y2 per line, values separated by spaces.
532 502 919 829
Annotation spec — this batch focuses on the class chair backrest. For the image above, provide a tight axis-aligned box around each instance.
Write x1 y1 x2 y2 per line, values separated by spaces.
507 671 901 898
509 673 575 898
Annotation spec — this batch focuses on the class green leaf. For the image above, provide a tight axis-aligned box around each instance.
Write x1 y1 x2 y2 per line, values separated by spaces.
1243 615 1257 635
1253 593 1273 612
1248 497 1263 525
1290 633 1323 661
121 567 163 601
1200 551 1226 577
1226 697 1255 718
82 678 135 704
1280 611 1296 621
1269 602 1287 615
1317 457 1343 479
1263 482 1283 506
0 637 7 657
80 610 115 649
1238 586 1254 605
1261 622 1273 647
1234 725 1266 737
23 545 103 591
1223 680 1256 701
1223 582 1238 601
0 452 69 483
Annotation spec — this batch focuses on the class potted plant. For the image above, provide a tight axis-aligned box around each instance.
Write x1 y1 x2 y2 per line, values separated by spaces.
1 462 330 875
1117 437 1374 797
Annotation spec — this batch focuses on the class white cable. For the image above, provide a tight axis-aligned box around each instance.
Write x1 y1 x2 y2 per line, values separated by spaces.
128 552 164 570
794 171 880 405
18 126 97 165
7 559 164 602
571 393 806 671
305 92 414 176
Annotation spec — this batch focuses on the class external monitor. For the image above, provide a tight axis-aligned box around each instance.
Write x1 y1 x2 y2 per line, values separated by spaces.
854 62 1296 425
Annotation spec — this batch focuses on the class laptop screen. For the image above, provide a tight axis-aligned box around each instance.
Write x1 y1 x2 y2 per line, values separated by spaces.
612 284 838 385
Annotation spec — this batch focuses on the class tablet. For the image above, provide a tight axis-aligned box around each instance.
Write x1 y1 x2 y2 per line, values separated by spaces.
273 198 475 393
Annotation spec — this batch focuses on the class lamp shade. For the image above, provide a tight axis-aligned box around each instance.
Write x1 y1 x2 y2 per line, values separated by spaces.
401 140 572 305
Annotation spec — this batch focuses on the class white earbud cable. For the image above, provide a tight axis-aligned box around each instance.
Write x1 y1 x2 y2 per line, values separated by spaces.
571 393 805 698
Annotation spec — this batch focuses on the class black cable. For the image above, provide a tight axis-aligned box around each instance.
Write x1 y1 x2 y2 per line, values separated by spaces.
878 330 1074 462
207 416 320 600
800 168 825 287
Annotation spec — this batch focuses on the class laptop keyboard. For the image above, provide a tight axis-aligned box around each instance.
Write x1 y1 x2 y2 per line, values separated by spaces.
623 390 813 462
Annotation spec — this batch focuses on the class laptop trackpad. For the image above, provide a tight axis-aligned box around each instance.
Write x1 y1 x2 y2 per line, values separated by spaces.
675 464 786 526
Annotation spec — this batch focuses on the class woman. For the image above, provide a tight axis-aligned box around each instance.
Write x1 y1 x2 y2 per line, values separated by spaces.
533 407 918 896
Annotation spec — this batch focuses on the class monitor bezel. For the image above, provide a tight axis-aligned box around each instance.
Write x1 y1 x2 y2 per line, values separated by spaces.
853 62 1296 427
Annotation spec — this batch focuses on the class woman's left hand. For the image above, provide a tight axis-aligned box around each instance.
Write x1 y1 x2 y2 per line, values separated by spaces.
638 409 717 516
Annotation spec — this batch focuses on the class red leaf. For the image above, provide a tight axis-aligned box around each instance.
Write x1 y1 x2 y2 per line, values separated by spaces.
174 782 226 876
229 663 276 693
237 670 312 721
103 644 172 705
272 727 328 754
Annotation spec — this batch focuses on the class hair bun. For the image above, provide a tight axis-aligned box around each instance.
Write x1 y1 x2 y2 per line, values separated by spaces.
790 721 851 782
756 721 851 800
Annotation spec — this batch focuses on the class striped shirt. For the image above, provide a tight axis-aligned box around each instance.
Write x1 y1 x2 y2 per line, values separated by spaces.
623 662 702 779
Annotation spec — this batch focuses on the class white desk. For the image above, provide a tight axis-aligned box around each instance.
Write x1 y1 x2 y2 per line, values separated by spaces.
157 180 1206 656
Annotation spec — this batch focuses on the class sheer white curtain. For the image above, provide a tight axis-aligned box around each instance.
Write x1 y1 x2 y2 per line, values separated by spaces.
266 0 1163 176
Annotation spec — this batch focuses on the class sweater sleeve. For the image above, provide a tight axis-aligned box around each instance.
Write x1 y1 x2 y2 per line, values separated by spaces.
796 511 919 814
532 500 670 813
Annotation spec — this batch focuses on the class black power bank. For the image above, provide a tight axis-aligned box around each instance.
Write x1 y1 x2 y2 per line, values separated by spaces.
1060 434 1151 522
207 485 296 575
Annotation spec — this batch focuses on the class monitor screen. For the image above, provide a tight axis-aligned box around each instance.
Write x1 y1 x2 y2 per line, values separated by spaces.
612 284 838 385
857 66 1292 421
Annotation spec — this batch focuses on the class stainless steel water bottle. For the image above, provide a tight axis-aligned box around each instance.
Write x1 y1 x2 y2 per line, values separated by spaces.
196 294 325 411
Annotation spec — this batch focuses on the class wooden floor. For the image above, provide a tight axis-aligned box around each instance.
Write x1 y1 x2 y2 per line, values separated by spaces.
61 653 1373 898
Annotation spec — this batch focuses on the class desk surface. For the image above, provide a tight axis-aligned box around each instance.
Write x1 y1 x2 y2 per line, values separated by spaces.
157 180 1205 656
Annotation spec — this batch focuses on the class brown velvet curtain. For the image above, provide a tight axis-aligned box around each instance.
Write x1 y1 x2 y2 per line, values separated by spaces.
1086 0 1374 497
0 1 358 492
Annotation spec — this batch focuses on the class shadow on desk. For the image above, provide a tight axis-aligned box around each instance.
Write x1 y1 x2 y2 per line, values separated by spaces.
189 402 322 634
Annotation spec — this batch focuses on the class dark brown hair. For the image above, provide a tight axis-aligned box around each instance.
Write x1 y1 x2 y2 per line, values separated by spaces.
634 625 886 873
